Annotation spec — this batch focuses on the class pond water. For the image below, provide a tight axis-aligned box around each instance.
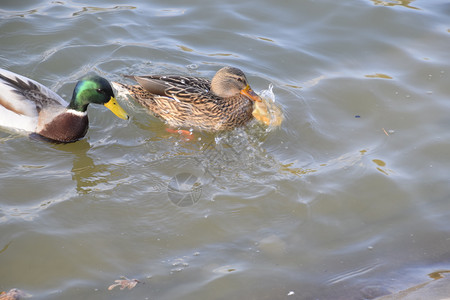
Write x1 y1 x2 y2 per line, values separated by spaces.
1 0 450 299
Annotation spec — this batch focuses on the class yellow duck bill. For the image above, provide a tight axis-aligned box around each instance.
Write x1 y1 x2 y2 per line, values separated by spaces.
104 97 129 120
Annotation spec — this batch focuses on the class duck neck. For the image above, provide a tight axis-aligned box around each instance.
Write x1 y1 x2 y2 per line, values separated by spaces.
68 90 89 112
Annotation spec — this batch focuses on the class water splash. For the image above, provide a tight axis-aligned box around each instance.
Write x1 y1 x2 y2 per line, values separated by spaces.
253 84 284 129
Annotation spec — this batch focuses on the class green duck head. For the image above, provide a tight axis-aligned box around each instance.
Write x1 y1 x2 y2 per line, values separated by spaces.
69 75 129 120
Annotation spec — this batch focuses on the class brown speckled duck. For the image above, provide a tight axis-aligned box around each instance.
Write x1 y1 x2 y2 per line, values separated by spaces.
113 67 262 131
0 68 128 143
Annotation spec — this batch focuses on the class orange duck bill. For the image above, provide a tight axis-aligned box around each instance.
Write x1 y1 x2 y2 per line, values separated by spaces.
240 85 262 102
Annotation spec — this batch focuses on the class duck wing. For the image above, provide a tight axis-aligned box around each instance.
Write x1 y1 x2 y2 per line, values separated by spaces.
129 75 213 104
0 68 66 117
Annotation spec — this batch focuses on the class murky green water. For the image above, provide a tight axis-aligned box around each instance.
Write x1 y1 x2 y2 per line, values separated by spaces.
1 0 450 299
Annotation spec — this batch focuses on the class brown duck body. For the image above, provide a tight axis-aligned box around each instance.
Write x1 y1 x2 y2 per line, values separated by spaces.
36 106 89 142
114 67 261 131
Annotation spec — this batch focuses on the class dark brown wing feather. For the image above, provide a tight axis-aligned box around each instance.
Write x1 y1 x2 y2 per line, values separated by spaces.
130 75 213 104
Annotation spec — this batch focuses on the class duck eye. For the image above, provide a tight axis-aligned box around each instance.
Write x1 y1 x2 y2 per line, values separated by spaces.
97 88 104 94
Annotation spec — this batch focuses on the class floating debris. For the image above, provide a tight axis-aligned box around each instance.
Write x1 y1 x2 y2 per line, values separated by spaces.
364 73 393 79
0 289 31 300
108 277 140 291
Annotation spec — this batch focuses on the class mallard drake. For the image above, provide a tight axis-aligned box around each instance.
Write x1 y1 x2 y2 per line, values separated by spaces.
0 68 128 143
113 66 262 131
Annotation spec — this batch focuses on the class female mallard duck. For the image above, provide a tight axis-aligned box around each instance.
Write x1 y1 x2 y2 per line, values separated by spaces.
0 68 129 143
113 66 262 131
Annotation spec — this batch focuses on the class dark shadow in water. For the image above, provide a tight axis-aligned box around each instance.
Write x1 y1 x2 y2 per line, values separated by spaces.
52 139 106 195
68 140 98 195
